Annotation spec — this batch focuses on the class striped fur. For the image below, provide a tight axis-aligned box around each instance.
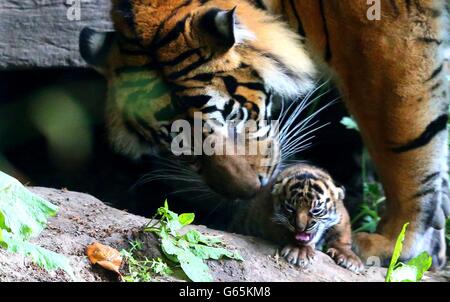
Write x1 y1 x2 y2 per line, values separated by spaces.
80 0 317 199
260 0 450 268
230 163 363 272
80 0 450 267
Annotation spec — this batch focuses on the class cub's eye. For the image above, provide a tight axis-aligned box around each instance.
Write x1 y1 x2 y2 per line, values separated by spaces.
309 221 317 228
284 203 295 213
310 207 324 217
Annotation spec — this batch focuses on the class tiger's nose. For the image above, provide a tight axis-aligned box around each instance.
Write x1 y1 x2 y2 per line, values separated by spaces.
258 174 269 186
296 213 309 232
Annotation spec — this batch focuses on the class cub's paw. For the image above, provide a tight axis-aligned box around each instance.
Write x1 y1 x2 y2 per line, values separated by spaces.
281 244 317 267
327 246 364 273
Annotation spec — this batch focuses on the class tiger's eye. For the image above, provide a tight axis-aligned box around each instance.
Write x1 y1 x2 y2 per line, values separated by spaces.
284 202 295 213
310 208 323 216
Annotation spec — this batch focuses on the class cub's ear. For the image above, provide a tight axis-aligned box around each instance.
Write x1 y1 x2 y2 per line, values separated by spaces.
271 181 283 197
336 186 346 201
198 7 254 50
79 27 116 68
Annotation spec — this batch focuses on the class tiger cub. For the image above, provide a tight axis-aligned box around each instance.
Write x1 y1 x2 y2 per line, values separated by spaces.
231 163 363 272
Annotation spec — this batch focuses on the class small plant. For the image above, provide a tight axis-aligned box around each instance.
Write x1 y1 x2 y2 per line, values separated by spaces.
144 201 243 282
121 240 172 282
385 223 432 282
341 117 384 233
351 180 384 233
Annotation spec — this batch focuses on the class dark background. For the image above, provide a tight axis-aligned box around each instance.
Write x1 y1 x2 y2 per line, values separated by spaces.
0 68 363 227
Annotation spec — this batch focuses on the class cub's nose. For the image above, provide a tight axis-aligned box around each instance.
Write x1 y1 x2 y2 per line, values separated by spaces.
258 174 269 186
295 212 309 232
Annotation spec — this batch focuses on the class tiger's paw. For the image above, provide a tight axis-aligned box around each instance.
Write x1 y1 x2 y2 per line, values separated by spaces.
352 232 393 266
327 246 364 273
281 244 317 267
354 229 447 270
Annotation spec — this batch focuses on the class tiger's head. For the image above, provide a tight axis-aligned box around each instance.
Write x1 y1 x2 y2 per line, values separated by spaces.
271 164 344 245
79 0 316 199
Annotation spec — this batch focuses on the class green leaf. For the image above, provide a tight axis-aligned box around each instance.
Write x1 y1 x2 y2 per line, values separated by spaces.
161 238 181 264
0 171 58 240
390 264 417 282
148 201 244 282
386 222 409 282
340 117 359 131
183 230 222 245
190 244 244 261
1 230 75 279
150 258 173 276
177 248 213 282
179 213 195 226
405 251 432 281
161 237 213 282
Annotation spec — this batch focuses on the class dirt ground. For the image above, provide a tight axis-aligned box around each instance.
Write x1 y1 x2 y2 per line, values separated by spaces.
0 187 448 282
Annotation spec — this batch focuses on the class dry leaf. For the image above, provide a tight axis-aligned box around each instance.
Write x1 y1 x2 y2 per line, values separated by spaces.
86 242 123 275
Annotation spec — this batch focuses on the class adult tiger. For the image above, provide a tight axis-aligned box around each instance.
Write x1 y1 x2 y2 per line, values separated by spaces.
256 0 449 268
80 0 318 199
80 0 449 268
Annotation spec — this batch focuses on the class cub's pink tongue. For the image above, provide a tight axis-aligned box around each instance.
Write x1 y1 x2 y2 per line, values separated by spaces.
295 232 311 242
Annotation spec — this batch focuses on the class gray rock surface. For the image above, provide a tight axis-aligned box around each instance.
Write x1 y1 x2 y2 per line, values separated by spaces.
0 187 448 282
0 0 111 69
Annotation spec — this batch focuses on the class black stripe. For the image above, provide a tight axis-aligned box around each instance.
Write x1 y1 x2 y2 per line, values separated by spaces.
152 0 193 46
190 73 215 82
118 45 149 56
201 106 219 114
222 75 267 96
319 0 332 61
295 173 319 181
311 183 324 195
123 114 149 145
115 0 135 31
417 37 443 45
233 94 250 105
391 114 448 153
389 0 400 16
422 172 441 185
222 76 238 95
153 16 189 49
167 54 212 80
405 0 413 13
414 188 436 199
289 0 306 37
222 99 235 119
425 64 444 82
244 45 313 84
413 0 425 14
252 0 266 10
158 48 200 66
178 95 212 108
430 81 442 92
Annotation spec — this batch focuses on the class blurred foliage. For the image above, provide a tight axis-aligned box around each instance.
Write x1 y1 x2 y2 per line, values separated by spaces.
28 88 92 170
0 69 105 182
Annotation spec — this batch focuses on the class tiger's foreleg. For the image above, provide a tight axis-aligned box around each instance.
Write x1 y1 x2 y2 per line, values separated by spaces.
297 0 449 267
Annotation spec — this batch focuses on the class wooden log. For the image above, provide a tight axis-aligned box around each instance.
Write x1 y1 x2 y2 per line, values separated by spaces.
0 0 112 69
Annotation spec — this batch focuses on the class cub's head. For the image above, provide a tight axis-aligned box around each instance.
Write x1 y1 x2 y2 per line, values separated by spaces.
271 164 344 245
79 0 316 199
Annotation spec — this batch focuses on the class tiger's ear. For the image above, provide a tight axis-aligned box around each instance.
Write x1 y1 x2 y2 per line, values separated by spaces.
271 182 282 196
336 186 346 201
79 27 117 68
199 7 254 50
